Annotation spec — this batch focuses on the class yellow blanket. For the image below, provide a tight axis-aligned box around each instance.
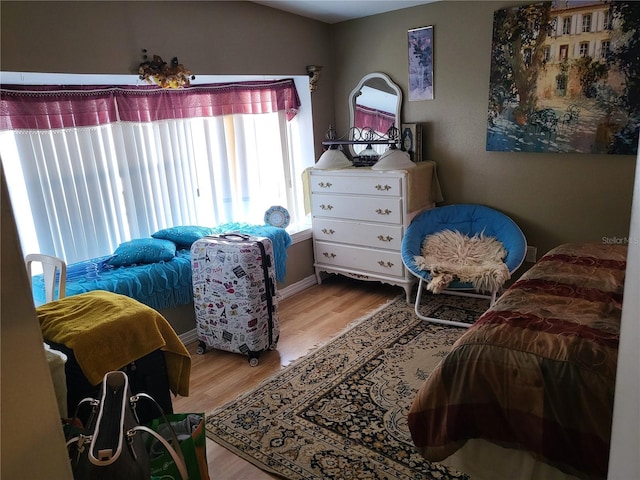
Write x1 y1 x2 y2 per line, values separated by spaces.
37 290 191 397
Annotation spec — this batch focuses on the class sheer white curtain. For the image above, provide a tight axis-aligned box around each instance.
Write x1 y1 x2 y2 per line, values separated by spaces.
116 111 295 235
0 81 304 264
222 112 295 221
2 127 130 262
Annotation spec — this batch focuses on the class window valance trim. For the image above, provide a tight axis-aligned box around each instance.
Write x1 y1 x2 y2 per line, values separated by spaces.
0 79 301 130
354 104 396 134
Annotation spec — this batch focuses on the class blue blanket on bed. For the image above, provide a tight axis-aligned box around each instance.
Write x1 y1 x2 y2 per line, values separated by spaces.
31 223 292 310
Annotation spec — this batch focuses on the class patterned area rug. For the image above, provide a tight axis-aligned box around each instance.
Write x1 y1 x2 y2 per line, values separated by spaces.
205 293 489 479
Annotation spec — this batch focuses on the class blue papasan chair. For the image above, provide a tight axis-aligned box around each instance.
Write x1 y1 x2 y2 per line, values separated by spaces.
401 204 527 328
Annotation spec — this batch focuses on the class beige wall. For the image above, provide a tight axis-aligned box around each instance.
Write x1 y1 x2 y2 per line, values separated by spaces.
331 0 636 256
280 237 316 286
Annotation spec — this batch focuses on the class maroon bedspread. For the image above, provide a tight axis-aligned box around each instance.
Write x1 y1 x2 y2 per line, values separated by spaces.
408 243 627 480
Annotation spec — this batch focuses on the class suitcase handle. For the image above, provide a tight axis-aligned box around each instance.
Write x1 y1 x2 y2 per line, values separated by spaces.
217 233 251 241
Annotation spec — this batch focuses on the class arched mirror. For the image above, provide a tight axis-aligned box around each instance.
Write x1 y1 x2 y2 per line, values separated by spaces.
348 72 402 157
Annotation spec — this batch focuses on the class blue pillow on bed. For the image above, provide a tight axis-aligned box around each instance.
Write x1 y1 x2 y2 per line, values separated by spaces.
108 238 177 267
151 225 214 248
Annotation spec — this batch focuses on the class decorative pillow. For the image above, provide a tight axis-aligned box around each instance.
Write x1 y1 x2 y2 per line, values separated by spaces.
108 238 176 267
151 225 215 248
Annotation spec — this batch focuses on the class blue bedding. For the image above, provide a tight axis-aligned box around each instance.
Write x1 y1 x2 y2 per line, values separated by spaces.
32 224 292 310
32 250 194 310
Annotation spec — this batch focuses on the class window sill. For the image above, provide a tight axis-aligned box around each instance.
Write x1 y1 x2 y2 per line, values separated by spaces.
287 221 312 244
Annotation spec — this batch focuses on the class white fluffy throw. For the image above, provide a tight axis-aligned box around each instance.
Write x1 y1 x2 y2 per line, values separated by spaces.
414 229 510 294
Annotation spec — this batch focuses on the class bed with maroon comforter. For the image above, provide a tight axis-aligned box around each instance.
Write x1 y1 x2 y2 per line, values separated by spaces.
408 243 627 480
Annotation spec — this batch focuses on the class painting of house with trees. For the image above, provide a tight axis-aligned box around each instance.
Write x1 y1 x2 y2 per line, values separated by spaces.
486 0 639 154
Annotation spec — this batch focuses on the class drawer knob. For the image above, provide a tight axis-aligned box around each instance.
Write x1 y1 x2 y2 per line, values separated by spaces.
375 184 392 191
375 208 392 215
322 228 335 235
322 252 336 259
377 260 394 268
320 204 334 211
318 181 333 188
377 235 393 242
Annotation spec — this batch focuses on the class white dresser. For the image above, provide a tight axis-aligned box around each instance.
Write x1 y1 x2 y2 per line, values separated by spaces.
310 161 441 302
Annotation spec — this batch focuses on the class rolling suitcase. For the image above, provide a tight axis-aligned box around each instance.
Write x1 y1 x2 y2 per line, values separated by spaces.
190 233 280 366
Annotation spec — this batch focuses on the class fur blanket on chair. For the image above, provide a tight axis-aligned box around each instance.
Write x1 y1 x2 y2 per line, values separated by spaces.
414 230 510 294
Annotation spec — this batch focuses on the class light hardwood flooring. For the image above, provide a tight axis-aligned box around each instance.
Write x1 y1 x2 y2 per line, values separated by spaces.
172 275 400 480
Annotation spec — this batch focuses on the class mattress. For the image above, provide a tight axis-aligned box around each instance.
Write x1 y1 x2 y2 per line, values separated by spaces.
31 222 292 310
32 249 193 311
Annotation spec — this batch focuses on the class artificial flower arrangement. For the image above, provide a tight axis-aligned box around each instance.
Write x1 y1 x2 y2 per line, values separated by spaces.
138 50 195 89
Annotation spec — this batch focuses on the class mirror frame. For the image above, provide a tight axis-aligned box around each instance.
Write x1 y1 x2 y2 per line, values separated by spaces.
348 72 402 157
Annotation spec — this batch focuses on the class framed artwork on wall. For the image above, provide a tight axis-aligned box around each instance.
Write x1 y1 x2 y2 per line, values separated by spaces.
486 1 639 155
401 123 423 162
408 26 434 101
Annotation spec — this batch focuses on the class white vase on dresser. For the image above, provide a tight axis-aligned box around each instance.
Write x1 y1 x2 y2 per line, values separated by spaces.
310 161 442 302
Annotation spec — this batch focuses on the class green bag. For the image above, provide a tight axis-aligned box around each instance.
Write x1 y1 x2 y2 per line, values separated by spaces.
148 413 210 480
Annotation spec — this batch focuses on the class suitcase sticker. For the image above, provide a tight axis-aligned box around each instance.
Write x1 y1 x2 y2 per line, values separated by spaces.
191 234 279 366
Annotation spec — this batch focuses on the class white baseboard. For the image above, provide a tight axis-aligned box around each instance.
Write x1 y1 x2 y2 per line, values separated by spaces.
179 329 199 346
277 274 318 299
178 274 318 346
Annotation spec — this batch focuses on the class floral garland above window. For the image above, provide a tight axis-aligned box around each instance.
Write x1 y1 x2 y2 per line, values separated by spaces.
138 50 195 89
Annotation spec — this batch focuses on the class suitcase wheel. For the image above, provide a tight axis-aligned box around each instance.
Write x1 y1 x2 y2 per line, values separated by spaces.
248 351 260 367
196 341 207 355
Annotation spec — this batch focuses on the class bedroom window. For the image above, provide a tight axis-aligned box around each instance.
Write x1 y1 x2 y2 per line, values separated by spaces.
0 74 314 264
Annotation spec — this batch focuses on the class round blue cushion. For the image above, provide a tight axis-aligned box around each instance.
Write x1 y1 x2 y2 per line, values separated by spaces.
401 204 527 287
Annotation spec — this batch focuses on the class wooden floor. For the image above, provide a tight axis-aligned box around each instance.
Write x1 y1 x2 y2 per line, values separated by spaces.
172 276 400 479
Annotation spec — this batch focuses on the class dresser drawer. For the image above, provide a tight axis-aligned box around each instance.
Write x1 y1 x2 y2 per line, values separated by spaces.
313 218 403 250
314 241 404 277
312 195 402 224
310 173 402 197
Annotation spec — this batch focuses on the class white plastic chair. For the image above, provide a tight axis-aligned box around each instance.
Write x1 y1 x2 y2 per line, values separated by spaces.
26 254 69 419
25 253 67 303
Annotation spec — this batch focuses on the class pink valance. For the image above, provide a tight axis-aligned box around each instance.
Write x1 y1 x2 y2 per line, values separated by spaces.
0 86 118 130
116 80 300 122
0 79 301 130
354 104 395 134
